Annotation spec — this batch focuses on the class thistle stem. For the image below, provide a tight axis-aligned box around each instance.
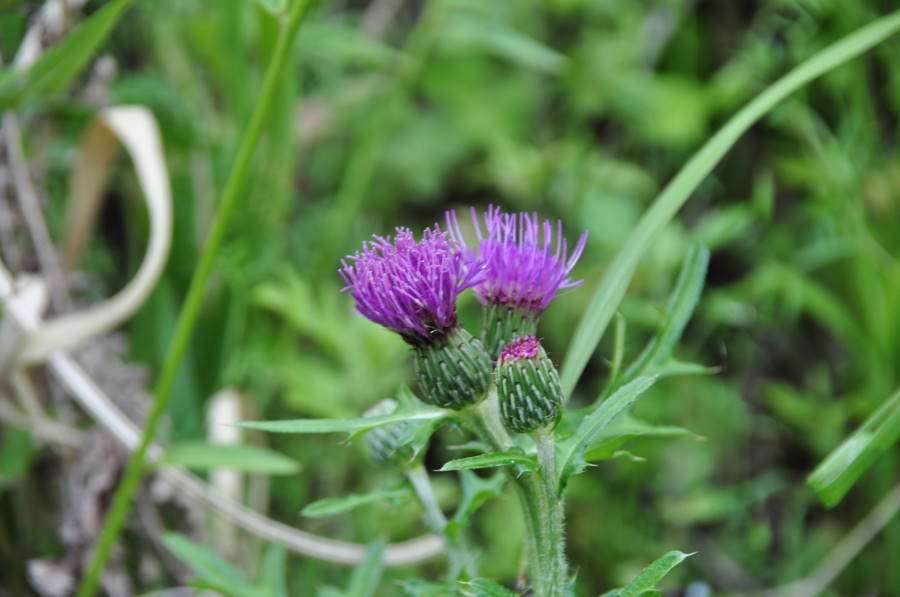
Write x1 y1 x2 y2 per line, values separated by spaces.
467 393 564 596
406 464 475 579
533 428 568 597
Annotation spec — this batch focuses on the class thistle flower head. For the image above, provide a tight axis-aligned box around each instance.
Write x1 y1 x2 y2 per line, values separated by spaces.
339 226 482 344
446 205 588 313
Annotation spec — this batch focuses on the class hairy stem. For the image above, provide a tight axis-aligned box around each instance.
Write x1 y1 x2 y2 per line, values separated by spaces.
75 3 314 595
467 394 561 595
406 465 475 579
533 428 567 597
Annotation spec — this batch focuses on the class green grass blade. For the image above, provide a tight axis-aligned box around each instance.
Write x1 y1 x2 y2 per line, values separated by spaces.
0 0 134 108
559 11 900 397
808 389 900 507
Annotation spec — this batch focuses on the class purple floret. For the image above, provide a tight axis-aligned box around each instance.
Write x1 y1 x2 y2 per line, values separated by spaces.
339 226 483 343
499 336 542 364
446 205 588 312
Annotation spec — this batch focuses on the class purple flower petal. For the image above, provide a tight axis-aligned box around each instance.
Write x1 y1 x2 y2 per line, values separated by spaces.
340 226 483 343
447 205 588 312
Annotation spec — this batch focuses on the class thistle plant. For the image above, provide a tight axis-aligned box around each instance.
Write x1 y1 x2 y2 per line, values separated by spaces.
246 206 693 596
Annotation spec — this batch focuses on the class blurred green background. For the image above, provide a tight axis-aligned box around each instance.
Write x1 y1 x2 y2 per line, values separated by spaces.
1 0 899 595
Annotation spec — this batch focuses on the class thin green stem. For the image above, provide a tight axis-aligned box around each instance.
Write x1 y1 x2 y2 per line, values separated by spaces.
75 3 314 595
406 465 475 579
406 464 448 534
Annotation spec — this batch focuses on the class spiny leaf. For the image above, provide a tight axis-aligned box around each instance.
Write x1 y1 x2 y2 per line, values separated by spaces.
605 551 693 597
557 376 658 488
439 449 536 472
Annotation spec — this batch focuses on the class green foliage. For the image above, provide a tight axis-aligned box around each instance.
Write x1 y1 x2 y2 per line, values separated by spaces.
301 488 413 518
808 389 900 507
0 0 134 108
159 441 300 475
439 450 537 473
600 551 692 597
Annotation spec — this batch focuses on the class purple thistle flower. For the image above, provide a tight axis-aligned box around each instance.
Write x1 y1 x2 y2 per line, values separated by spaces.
446 205 588 313
339 226 483 344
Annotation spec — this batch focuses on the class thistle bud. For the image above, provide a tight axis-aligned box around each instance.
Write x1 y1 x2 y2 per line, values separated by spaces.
412 326 493 409
496 336 562 433
363 399 414 465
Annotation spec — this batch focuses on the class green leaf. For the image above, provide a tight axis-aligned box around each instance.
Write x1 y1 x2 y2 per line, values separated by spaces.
558 376 657 488
162 533 256 597
0 0 134 108
401 580 460 597
605 551 693 597
256 0 287 15
449 471 506 530
439 449 536 472
159 442 300 475
560 11 900 397
653 360 719 379
461 578 520 596
346 540 385 597
583 415 700 462
808 389 900 507
621 244 710 384
238 407 448 436
301 488 412 518
257 545 287 597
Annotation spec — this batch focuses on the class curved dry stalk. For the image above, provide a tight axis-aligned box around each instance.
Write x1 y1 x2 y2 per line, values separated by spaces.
19 107 173 364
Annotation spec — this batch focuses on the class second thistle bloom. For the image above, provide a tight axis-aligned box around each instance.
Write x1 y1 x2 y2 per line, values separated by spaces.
340 226 493 409
447 206 588 358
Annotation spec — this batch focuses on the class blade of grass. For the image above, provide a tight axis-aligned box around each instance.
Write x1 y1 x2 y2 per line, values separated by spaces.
76 2 317 595
0 0 134 108
559 10 900 397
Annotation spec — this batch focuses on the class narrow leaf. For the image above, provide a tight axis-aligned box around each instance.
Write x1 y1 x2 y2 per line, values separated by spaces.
808 389 900 507
560 12 900 397
237 408 447 435
0 0 134 108
621 244 710 383
461 578 520 596
610 551 693 597
347 540 385 597
162 533 255 596
439 450 536 472
301 488 412 518
159 442 300 475
558 376 658 486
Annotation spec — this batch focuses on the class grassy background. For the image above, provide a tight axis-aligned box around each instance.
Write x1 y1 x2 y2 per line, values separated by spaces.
1 0 899 594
